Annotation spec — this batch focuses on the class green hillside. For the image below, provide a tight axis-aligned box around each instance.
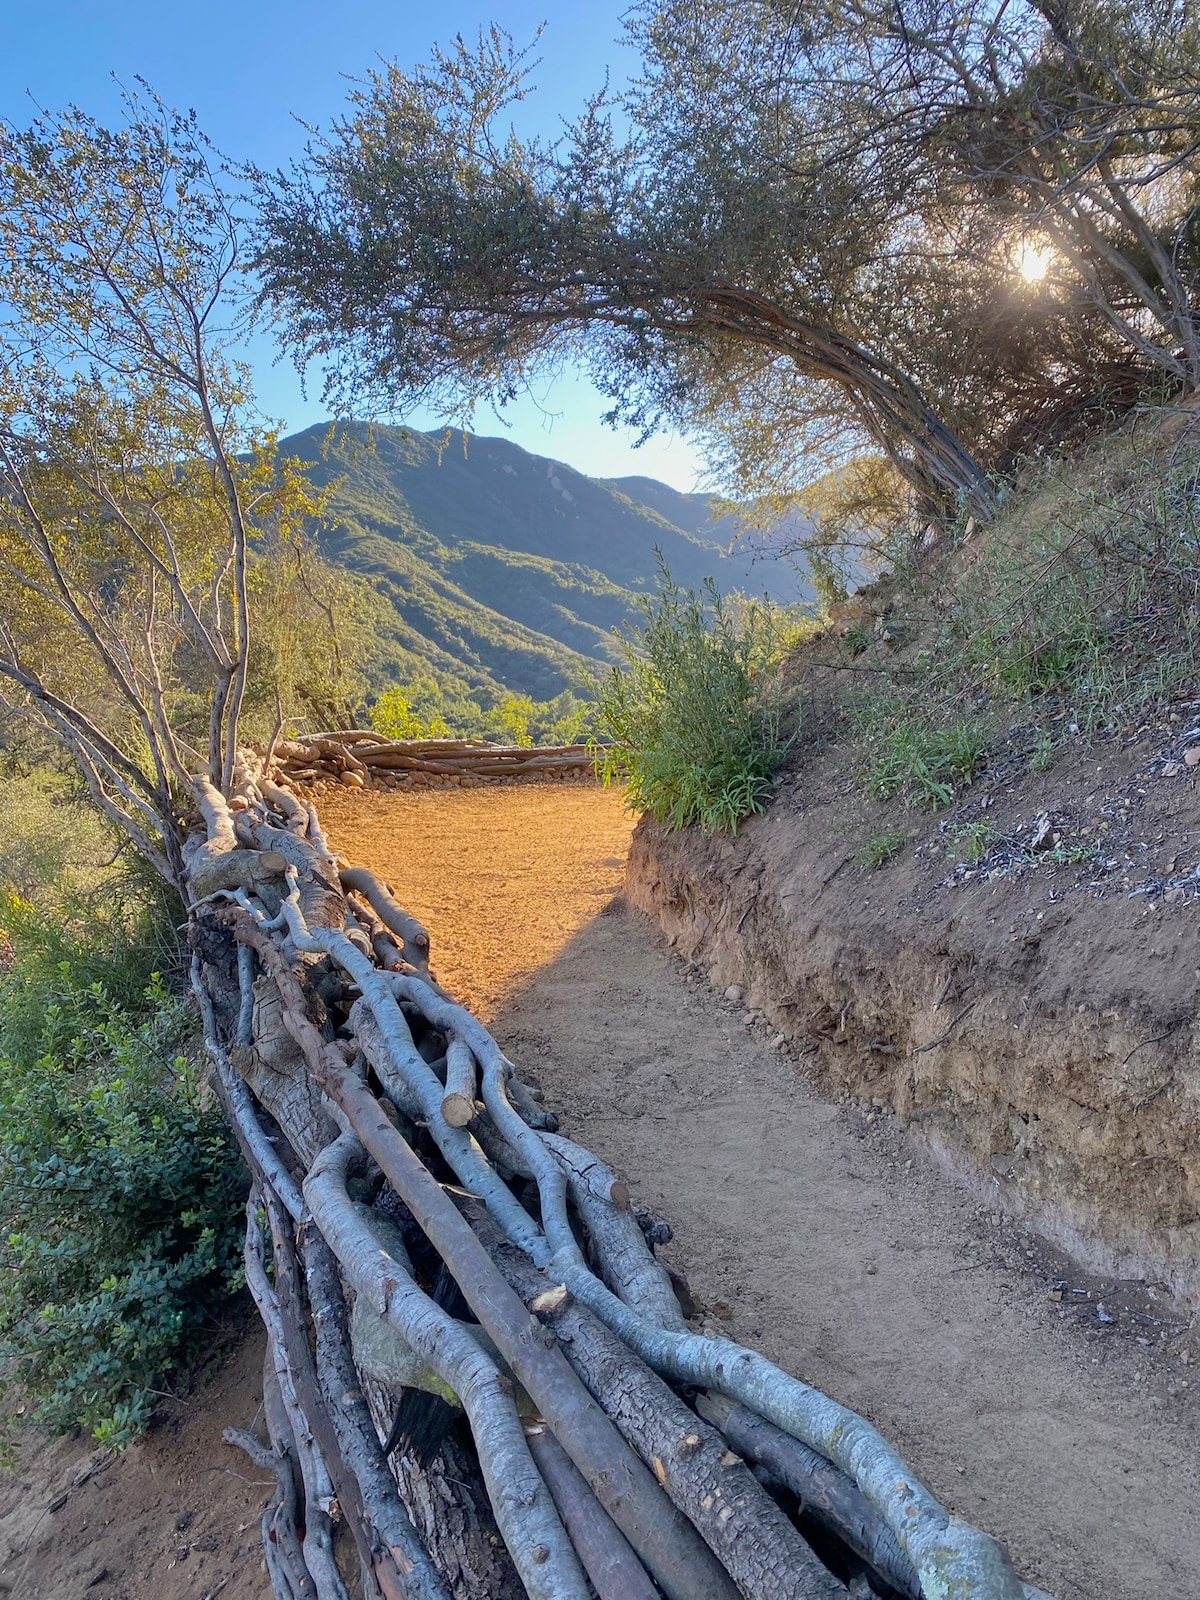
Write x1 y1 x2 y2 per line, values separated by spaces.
282 422 809 699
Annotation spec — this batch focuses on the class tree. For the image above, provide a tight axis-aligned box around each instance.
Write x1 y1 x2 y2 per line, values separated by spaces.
0 95 360 888
252 27 998 518
823 0 1200 389
256 4 1200 531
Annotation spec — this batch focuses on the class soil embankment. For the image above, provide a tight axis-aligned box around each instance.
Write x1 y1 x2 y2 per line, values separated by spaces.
4 782 1197 1600
625 723 1200 1312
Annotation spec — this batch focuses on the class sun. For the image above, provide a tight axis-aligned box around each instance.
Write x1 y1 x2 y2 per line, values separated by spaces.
1014 239 1053 283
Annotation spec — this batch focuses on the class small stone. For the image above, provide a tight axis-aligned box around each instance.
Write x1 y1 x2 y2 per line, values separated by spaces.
1163 762 1181 777
724 985 744 1003
865 1263 878 1275
1187 747 1200 768
771 1033 787 1050
1049 1289 1063 1302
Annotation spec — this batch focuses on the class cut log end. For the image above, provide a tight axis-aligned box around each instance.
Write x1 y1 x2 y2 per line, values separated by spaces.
530 1284 570 1315
440 1090 477 1129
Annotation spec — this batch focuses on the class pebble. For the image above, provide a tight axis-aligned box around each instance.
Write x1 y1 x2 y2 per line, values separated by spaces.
724 985 744 1002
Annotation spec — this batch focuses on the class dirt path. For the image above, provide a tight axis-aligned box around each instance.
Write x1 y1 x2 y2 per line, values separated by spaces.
5 783 1196 1599
320 785 1199 1600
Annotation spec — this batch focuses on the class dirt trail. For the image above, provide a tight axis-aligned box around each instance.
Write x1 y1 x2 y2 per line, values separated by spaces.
5 783 1196 1599
320 786 1199 1600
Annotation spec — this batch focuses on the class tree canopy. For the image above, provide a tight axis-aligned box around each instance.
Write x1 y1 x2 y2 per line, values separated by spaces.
255 2 1200 521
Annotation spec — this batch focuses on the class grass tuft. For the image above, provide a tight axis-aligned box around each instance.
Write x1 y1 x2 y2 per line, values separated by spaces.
855 830 907 868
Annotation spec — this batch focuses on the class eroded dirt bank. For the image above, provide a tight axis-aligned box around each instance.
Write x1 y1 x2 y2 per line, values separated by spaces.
625 733 1200 1310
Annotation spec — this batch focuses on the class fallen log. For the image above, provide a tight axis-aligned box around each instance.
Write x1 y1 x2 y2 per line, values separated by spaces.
694 1391 920 1600
522 1421 661 1600
471 1208 848 1600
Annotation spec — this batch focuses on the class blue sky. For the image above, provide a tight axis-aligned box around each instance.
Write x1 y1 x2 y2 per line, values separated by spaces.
3 2 706 490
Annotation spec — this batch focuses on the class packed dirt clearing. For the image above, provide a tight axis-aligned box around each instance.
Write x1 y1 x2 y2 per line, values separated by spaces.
4 781 1197 1599
318 782 638 1017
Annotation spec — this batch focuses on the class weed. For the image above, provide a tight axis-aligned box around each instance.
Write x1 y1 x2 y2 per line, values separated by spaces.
865 719 988 810
1037 839 1100 866
1032 725 1056 772
950 819 994 860
855 830 907 868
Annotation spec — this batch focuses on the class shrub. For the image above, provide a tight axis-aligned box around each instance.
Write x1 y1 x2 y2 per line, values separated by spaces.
597 564 791 833
0 766 116 902
370 684 451 740
0 886 245 1449
369 675 597 746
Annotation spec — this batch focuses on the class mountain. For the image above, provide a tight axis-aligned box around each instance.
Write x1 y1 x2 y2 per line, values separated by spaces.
282 422 812 700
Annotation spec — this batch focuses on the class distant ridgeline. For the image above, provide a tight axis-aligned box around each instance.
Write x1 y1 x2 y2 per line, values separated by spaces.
284 422 811 699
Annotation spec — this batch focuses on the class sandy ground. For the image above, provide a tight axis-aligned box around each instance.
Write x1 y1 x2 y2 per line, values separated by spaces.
5 781 1197 1599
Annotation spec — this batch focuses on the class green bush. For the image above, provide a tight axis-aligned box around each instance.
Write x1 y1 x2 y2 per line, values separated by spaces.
0 887 245 1449
369 674 597 746
597 565 791 833
0 767 117 902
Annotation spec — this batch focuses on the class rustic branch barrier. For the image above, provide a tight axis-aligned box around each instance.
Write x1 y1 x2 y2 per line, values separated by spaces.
188 753 1055 1600
273 733 600 791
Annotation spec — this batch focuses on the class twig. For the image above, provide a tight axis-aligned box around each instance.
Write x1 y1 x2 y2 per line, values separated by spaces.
910 1001 976 1055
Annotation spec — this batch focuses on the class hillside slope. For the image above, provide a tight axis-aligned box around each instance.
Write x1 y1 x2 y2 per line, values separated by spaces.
282 422 810 698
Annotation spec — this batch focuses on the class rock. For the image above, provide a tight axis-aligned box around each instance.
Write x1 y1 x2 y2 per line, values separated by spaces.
724 984 744 1002
339 769 364 788
1163 761 1181 777
1186 747 1200 768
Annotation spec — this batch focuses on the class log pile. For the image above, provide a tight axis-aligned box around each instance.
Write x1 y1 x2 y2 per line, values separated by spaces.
186 756 1054 1600
274 732 599 791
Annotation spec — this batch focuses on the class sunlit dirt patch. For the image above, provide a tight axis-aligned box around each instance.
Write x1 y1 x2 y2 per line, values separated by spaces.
317 782 637 1018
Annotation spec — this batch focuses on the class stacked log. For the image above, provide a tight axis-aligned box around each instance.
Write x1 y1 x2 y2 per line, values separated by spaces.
273 732 599 791
187 760 1052 1600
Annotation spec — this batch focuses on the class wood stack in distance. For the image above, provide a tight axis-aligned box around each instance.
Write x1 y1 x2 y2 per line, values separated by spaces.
274 732 600 790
